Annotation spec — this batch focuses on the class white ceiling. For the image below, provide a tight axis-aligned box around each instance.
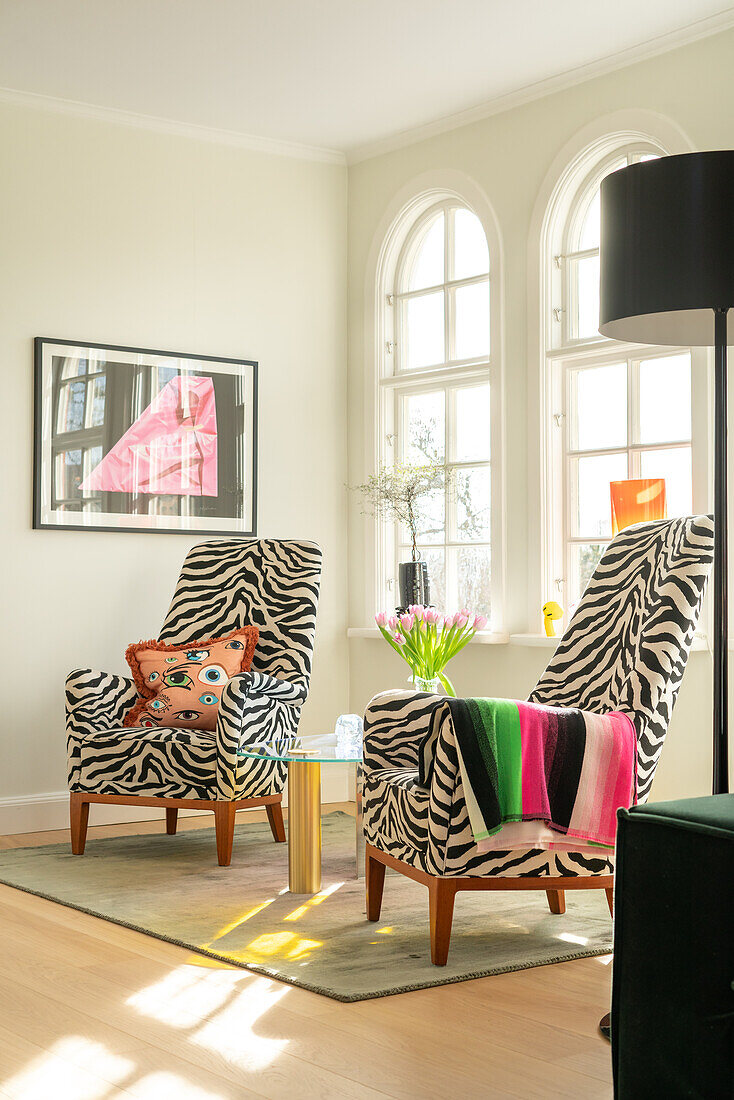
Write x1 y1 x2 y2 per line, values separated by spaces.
0 1 731 160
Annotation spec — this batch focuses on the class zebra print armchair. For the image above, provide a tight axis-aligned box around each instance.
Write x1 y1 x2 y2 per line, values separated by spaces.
66 539 321 865
363 516 713 963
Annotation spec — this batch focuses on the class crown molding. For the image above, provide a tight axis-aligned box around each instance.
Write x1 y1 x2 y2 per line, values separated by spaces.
347 8 734 165
1 7 731 170
0 85 346 166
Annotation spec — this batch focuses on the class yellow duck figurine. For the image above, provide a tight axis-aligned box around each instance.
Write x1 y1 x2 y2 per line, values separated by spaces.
542 600 563 637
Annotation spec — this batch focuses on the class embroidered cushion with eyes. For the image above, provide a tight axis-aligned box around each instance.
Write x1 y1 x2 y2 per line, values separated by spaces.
123 627 259 731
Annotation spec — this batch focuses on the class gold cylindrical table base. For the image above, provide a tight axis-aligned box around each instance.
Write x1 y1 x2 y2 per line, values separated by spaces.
287 760 322 893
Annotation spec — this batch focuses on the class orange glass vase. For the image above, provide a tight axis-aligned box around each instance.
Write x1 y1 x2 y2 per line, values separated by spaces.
610 478 667 536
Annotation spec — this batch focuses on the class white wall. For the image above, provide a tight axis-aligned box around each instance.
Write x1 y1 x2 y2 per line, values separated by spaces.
0 100 349 826
347 28 734 800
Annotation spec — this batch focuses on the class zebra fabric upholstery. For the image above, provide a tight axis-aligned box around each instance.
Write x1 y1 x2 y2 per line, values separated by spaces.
66 540 321 802
363 516 713 880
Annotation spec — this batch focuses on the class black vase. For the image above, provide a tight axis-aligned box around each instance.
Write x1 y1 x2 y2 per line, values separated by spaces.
398 561 431 612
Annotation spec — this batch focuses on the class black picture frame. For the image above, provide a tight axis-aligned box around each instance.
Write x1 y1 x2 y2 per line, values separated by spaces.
33 337 258 536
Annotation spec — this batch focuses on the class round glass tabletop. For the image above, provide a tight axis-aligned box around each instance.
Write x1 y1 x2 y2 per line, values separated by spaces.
238 734 363 764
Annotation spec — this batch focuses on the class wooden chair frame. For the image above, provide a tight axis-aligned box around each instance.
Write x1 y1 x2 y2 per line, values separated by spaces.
365 842 613 966
70 791 286 867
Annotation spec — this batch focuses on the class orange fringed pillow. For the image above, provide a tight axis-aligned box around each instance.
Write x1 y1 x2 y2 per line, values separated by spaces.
124 627 259 731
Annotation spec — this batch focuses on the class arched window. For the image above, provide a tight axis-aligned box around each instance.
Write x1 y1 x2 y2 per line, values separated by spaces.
377 196 497 620
543 138 704 614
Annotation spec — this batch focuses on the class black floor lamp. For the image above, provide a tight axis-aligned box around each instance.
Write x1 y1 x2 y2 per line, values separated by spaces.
599 150 733 795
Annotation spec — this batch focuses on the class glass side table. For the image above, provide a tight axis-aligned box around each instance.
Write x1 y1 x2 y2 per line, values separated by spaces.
238 736 364 895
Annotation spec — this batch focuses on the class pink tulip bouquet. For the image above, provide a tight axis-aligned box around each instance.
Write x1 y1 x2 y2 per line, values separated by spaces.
374 605 488 696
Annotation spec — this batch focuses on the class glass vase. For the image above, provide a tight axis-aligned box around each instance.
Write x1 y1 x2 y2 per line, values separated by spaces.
411 674 441 694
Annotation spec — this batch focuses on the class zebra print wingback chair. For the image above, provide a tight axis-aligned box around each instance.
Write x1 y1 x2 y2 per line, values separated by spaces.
66 539 321 865
363 516 713 963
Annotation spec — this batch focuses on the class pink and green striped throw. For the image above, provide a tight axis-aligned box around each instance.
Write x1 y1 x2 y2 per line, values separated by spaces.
419 698 637 849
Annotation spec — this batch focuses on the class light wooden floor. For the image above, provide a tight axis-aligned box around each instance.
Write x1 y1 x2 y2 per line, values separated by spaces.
0 806 614 1099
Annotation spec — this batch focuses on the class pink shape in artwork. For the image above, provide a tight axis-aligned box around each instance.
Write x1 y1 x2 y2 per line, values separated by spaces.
81 376 218 496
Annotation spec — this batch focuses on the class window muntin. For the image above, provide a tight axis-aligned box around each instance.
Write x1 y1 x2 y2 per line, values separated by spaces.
395 204 490 373
381 200 493 619
546 141 697 614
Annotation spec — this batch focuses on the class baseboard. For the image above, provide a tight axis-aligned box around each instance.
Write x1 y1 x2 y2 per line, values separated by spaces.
0 765 355 835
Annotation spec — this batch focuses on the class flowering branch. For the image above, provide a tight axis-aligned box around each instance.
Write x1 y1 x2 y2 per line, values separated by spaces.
351 463 450 562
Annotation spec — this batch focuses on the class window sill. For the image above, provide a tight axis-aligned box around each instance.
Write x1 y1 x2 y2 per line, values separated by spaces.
348 629 709 651
347 627 510 645
509 633 559 648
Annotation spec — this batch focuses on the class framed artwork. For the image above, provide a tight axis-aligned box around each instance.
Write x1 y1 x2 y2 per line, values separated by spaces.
33 338 257 535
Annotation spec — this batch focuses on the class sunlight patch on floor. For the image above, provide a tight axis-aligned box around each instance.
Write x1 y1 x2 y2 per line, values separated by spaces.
126 965 236 1027
191 975 290 1070
124 964 290 1073
129 1071 227 1099
0 1037 134 1100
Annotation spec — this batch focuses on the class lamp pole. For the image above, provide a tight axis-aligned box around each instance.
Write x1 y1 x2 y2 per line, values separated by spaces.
713 307 729 794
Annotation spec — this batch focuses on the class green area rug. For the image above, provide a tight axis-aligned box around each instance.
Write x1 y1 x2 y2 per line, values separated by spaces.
0 812 613 1001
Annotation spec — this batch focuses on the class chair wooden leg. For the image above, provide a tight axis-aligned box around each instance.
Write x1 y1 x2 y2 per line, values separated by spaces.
166 808 178 835
214 802 237 866
605 887 614 917
546 888 566 915
265 801 286 843
69 793 90 855
366 848 386 921
428 879 457 966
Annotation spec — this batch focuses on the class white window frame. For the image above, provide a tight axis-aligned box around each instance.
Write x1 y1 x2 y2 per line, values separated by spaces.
541 137 709 619
370 185 505 628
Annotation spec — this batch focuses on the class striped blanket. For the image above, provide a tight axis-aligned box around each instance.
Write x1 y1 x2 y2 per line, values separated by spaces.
418 698 637 850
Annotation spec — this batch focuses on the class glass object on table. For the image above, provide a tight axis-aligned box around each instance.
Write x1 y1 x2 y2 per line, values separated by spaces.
335 714 363 755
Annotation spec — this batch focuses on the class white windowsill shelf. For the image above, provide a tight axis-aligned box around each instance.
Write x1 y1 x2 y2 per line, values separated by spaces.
347 627 510 644
348 629 710 651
